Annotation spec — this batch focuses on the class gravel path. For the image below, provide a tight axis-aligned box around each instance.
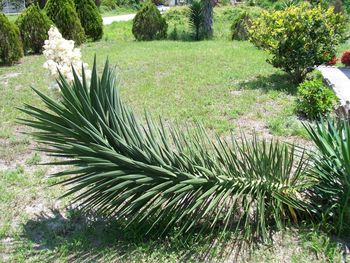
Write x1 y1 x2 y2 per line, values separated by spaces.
103 14 136 25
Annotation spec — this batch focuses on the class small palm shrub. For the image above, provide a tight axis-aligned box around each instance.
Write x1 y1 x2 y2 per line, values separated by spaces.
45 0 86 45
0 13 23 65
249 4 345 83
22 59 313 243
296 78 337 119
74 0 103 41
189 0 203 40
341 50 350 66
132 1 167 41
304 117 350 234
15 4 52 54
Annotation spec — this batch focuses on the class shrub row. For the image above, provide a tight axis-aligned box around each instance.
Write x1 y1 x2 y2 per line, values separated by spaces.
0 0 103 65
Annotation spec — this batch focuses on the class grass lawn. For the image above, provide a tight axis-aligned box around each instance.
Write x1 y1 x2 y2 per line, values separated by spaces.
0 14 348 262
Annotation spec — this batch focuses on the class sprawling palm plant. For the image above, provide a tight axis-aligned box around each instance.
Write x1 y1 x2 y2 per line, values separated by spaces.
21 59 312 242
304 118 350 234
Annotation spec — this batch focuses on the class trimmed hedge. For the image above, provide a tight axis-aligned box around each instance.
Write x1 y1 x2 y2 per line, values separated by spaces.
74 0 103 40
15 4 52 54
45 0 86 44
0 13 23 65
132 1 167 41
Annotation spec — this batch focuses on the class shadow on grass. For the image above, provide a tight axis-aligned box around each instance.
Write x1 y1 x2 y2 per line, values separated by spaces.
239 73 298 95
19 208 238 262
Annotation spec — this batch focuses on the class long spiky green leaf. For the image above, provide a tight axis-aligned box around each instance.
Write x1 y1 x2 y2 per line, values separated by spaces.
21 59 313 243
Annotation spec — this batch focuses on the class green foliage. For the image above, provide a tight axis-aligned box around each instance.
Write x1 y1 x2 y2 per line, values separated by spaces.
21 59 313 243
230 7 261 41
249 4 345 82
15 4 52 54
74 0 103 41
100 0 140 10
189 0 203 40
45 0 86 45
100 0 117 10
163 6 191 40
0 13 23 65
304 117 350 235
132 1 167 41
296 78 337 119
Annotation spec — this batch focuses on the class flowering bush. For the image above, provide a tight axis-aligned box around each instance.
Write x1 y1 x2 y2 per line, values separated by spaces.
326 56 338 66
249 4 345 83
43 26 90 90
341 50 350 66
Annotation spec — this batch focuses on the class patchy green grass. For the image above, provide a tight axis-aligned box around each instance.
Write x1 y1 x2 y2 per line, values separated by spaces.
1 14 349 261
5 14 18 23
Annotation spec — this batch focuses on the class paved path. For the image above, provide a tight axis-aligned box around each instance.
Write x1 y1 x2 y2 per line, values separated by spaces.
318 66 350 105
103 14 135 24
102 6 170 25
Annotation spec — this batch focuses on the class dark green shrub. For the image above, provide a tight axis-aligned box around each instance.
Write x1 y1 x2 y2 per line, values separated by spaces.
230 7 261 41
231 12 250 40
45 0 86 44
0 13 23 65
15 4 52 54
132 1 167 41
296 78 337 119
250 4 345 82
74 0 103 41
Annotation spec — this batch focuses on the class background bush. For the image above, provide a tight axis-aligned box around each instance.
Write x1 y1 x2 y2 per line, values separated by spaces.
0 13 23 65
296 77 337 119
100 0 140 10
230 7 261 41
74 0 103 41
15 4 52 54
100 0 117 10
163 6 190 40
132 1 167 41
45 0 86 45
249 4 345 82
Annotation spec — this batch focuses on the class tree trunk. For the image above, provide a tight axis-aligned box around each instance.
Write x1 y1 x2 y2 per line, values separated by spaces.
202 0 213 39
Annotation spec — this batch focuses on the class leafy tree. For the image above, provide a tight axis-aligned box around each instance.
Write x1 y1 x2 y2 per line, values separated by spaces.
249 4 345 82
15 4 52 54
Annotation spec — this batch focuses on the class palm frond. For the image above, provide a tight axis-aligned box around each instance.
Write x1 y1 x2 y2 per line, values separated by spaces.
20 58 313 242
189 0 203 41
